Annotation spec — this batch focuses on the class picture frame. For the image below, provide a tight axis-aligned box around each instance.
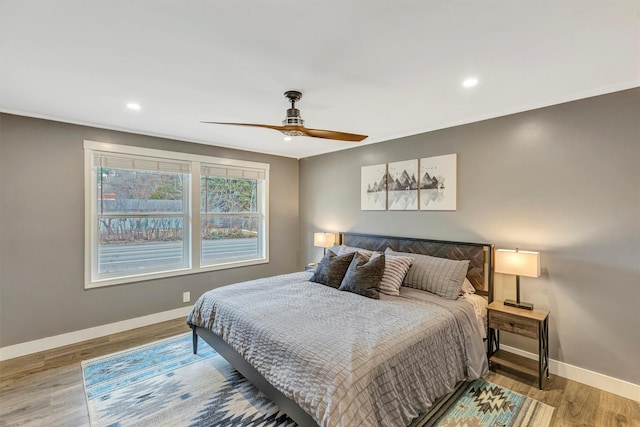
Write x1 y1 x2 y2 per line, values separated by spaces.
361 163 387 210
419 153 457 210
387 159 419 210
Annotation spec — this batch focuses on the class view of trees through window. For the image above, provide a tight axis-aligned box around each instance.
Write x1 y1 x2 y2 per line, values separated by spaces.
98 168 185 244
201 176 258 238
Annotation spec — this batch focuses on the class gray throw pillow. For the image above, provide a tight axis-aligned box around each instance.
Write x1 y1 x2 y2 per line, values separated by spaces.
338 252 385 299
385 248 469 300
310 251 356 288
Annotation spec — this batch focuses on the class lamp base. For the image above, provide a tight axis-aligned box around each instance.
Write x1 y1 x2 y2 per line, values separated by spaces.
504 299 534 311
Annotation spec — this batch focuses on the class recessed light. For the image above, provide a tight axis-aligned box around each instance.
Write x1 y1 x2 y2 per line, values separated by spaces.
126 102 141 111
462 78 478 88
284 136 292 141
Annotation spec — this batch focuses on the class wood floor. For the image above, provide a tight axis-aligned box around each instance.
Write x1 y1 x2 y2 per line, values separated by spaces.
1 318 638 427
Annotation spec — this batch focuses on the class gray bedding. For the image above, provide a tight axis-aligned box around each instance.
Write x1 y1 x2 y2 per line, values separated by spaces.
187 272 488 427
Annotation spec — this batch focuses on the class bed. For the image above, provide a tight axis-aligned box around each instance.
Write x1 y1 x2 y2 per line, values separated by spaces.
187 233 494 427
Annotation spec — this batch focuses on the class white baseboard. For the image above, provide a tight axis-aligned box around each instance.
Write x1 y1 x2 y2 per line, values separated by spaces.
0 306 192 361
501 344 640 402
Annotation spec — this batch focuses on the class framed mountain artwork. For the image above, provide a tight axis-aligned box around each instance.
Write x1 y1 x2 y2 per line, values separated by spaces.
419 153 457 211
361 163 388 210
387 159 419 211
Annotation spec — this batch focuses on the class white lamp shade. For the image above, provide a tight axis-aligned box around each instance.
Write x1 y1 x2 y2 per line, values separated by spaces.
495 249 540 277
313 232 336 248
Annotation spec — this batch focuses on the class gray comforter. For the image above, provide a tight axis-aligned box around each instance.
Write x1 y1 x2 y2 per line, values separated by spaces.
187 272 488 427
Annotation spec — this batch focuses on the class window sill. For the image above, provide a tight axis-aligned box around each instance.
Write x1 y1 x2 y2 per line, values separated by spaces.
85 257 269 289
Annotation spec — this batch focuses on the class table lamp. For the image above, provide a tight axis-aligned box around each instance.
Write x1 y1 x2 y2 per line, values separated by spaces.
314 232 335 255
495 248 540 310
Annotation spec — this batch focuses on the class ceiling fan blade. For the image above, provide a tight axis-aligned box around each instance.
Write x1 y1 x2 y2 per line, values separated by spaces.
202 122 367 142
301 127 368 142
201 121 286 131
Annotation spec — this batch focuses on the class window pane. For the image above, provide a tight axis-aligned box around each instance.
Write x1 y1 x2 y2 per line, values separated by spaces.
201 215 259 265
98 216 186 274
95 165 188 276
201 176 258 213
97 168 185 213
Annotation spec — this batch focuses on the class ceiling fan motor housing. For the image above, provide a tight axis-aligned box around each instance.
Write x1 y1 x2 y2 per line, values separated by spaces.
283 108 304 127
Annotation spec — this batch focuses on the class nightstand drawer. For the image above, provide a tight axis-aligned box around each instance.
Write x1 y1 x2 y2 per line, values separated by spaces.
488 310 539 339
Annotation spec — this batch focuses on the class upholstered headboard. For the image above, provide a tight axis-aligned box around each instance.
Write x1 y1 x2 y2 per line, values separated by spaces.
341 232 494 300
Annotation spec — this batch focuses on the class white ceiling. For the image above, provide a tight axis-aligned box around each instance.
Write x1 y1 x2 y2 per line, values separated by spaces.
1 1 638 159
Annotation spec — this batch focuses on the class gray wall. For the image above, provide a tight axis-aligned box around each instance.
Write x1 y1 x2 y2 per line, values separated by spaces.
0 114 299 347
299 88 640 384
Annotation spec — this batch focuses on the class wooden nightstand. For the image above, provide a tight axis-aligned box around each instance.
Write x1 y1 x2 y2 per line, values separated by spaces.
487 301 550 390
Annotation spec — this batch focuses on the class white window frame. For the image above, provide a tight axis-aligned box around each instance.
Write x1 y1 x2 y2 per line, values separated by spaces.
84 140 269 288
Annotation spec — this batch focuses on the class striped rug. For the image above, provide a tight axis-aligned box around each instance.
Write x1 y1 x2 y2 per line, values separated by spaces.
81 333 553 427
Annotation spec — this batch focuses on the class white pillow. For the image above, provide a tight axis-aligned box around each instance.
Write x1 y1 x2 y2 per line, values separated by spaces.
460 278 476 294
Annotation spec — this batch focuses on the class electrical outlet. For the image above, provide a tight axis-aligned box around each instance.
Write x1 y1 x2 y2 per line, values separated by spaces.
182 291 190 303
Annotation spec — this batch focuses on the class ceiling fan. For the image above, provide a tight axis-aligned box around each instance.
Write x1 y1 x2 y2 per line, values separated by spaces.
202 90 367 142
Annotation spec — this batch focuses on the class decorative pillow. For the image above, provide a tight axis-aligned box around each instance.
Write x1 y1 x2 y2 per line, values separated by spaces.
338 252 385 299
376 253 413 296
385 248 469 300
460 278 476 294
328 244 341 255
336 244 375 258
310 251 355 288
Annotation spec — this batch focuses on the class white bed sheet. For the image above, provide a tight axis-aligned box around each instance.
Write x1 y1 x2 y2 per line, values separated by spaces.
459 292 488 339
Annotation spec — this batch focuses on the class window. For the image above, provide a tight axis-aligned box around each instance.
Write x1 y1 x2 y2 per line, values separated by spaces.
84 141 269 288
200 165 266 266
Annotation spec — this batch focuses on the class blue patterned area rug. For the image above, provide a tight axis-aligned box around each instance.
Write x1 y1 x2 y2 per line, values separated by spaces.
429 379 554 427
81 333 294 426
82 333 553 427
